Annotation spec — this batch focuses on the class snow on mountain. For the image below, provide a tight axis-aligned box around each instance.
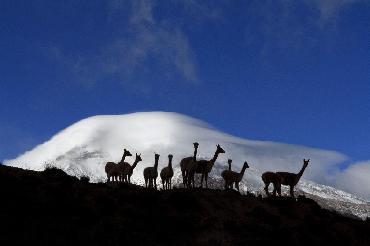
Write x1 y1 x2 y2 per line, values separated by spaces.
4 112 369 219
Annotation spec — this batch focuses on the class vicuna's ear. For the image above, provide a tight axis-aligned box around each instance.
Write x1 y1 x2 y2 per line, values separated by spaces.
303 158 306 161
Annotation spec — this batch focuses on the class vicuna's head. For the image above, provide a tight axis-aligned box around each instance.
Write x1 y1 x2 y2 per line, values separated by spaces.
168 154 173 161
243 161 249 169
193 142 199 149
135 153 142 162
124 149 133 157
303 159 310 167
216 144 225 154
155 153 160 161
228 159 232 165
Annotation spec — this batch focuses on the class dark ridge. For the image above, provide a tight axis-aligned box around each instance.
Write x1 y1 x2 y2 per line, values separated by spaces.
0 165 369 246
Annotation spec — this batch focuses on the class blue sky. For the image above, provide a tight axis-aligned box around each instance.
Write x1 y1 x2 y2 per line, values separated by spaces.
0 0 369 163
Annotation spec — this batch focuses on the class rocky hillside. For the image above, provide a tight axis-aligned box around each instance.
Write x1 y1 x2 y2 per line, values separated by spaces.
0 165 369 246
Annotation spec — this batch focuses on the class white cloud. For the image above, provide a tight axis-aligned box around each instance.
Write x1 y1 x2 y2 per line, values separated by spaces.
333 160 370 199
102 0 199 84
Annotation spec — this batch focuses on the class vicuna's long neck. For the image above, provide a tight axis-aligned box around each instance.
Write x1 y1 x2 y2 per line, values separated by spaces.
239 165 248 180
193 147 198 162
295 164 307 182
168 158 173 169
154 157 159 170
132 159 140 170
210 150 220 163
228 163 231 171
120 153 128 163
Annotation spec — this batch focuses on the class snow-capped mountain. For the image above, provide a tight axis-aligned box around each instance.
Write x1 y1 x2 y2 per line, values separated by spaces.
4 112 369 219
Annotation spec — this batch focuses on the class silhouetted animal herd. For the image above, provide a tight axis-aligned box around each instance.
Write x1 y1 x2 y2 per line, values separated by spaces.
105 143 310 197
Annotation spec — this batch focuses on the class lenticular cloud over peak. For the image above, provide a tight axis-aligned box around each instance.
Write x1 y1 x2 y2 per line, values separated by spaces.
5 111 345 183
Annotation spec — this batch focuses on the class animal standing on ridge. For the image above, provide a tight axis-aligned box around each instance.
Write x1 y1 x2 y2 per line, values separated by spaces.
143 153 160 189
262 159 310 197
188 144 225 188
121 153 142 184
180 142 199 188
160 154 174 190
221 161 249 191
105 149 132 182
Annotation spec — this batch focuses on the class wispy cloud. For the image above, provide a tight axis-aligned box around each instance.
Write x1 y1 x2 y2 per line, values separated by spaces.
244 0 365 58
309 0 363 27
103 0 199 84
50 0 202 89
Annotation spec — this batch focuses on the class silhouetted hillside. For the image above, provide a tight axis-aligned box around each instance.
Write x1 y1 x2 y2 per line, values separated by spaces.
0 165 369 246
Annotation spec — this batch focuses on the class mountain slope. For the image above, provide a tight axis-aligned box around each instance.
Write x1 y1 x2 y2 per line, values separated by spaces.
4 112 369 218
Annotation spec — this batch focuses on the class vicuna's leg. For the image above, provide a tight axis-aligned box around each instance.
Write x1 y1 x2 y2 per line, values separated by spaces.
190 173 195 188
182 170 186 188
277 184 282 196
290 185 295 198
154 179 157 190
184 171 188 188
271 181 278 196
145 178 148 188
200 174 204 188
264 182 270 196
205 173 208 188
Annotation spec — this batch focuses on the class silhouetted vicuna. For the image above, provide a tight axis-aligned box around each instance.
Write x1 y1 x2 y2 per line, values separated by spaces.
121 153 142 184
143 153 160 189
180 142 199 188
221 161 249 191
262 159 310 197
222 159 234 189
160 154 174 190
189 144 225 188
105 149 132 182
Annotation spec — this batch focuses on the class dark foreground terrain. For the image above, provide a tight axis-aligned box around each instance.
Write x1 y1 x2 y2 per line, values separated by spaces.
0 165 369 246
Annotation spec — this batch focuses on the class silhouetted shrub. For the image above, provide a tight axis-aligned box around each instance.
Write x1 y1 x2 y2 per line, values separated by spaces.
42 165 78 183
80 176 90 183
